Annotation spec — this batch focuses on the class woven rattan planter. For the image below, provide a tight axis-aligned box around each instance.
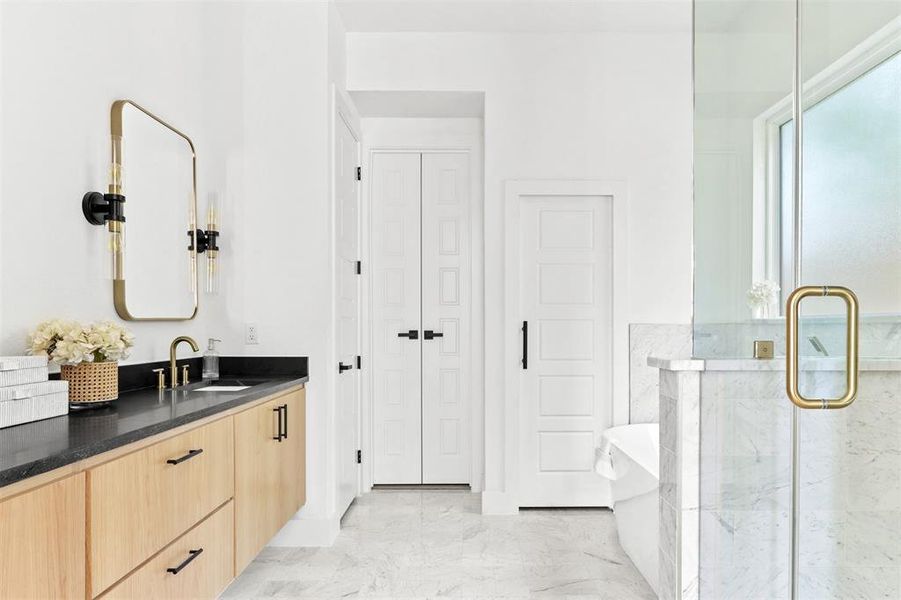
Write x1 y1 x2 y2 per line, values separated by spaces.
60 361 118 406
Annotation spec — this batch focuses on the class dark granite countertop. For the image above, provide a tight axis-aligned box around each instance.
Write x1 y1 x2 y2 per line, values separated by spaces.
0 357 308 489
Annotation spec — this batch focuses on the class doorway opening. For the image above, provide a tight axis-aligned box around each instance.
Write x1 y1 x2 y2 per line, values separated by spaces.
350 90 486 492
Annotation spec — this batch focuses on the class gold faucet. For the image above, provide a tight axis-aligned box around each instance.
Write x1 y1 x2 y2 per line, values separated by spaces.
169 336 200 388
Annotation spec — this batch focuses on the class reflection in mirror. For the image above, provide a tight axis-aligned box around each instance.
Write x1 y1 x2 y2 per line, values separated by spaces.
116 101 197 320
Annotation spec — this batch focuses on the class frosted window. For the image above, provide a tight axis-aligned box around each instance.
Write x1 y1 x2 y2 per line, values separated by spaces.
781 50 901 315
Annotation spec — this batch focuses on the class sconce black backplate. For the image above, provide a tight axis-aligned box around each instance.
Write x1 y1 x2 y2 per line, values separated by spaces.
82 192 125 225
188 229 220 254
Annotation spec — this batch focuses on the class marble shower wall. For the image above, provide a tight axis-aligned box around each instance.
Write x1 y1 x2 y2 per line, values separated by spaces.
658 366 700 600
629 324 692 423
698 367 901 600
797 370 901 599
698 369 792 599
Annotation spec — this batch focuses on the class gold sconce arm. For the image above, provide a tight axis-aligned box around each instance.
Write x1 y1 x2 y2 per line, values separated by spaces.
785 285 859 409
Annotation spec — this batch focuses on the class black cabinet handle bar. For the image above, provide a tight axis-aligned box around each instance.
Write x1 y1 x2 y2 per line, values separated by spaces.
167 548 203 575
282 404 288 440
166 448 203 465
273 407 284 442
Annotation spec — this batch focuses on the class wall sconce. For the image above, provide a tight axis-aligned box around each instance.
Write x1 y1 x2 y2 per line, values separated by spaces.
83 115 127 280
82 191 125 280
188 194 221 295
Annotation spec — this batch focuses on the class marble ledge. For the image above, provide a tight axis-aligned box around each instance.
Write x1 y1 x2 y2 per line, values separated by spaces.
647 357 704 371
648 356 901 372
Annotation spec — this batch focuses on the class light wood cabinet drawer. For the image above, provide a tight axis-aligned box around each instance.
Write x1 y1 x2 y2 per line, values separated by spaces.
89 417 234 596
101 500 234 600
0 474 85 600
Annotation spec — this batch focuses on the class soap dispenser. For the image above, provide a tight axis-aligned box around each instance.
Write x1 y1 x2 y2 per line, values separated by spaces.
202 338 222 380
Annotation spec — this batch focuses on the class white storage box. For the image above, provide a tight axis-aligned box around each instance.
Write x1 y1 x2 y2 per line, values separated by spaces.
0 355 49 388
0 380 69 429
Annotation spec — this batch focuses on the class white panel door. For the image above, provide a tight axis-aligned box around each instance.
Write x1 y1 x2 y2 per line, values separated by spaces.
371 153 422 484
335 114 360 517
421 153 471 484
518 196 613 506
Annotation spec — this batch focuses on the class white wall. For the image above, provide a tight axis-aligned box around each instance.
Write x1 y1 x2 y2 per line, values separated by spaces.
0 1 243 363
346 29 693 505
236 0 344 545
0 0 693 533
0 0 342 545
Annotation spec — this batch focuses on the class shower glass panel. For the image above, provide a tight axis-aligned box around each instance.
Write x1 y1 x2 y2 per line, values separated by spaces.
693 0 796 358
694 0 901 598
694 1 795 593
796 1 901 597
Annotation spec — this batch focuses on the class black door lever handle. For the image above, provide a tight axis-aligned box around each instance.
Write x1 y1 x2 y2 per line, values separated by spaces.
397 330 419 340
522 321 528 369
423 330 444 340
338 362 353 373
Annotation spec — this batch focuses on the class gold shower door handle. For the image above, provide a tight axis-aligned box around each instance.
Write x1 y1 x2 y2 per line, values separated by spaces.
786 285 859 409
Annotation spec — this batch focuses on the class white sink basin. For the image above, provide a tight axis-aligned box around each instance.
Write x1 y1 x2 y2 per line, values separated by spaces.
194 385 251 392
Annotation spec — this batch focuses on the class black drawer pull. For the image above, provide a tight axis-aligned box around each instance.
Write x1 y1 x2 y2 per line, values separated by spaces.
166 548 203 575
273 406 284 442
282 404 288 440
166 449 203 465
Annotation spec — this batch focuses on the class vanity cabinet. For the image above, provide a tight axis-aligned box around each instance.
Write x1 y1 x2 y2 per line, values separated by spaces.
0 382 306 600
89 417 234 596
234 387 306 572
0 473 85 599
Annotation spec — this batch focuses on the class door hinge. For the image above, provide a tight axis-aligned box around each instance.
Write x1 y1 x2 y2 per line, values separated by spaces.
356 355 362 369
356 166 362 181
355 260 362 275
356 449 362 464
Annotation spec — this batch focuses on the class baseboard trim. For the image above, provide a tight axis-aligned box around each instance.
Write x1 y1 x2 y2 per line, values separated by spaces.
267 513 341 547
480 491 519 515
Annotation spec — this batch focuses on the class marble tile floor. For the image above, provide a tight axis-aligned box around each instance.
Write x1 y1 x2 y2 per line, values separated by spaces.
221 489 655 600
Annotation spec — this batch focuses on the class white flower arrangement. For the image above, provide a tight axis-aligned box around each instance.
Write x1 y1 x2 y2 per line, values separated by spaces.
746 280 781 317
27 319 134 365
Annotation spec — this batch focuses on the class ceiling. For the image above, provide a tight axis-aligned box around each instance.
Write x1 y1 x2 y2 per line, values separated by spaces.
334 0 692 34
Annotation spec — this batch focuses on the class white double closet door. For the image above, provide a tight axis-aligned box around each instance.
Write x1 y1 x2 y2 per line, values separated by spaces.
371 152 471 485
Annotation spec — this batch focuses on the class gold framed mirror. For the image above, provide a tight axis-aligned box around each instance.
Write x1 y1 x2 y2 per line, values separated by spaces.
106 100 199 321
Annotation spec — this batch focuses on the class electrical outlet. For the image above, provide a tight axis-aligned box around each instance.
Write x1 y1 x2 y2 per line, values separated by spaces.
245 323 259 345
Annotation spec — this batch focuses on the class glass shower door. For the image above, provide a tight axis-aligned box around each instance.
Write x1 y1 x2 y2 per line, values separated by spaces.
693 0 901 597
793 2 901 597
